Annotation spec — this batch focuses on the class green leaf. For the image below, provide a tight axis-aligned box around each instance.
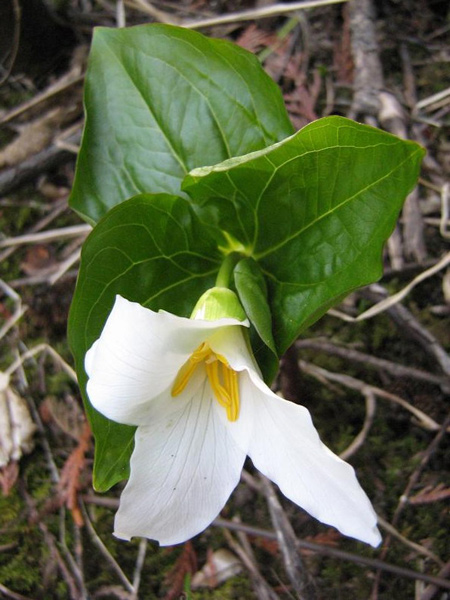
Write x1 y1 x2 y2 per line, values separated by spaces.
234 257 279 383
183 116 425 356
70 24 293 224
68 193 221 490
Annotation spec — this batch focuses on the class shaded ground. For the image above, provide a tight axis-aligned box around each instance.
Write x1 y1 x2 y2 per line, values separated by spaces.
0 1 449 599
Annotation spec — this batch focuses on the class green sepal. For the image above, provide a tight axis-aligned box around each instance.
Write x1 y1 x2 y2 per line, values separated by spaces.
234 257 276 355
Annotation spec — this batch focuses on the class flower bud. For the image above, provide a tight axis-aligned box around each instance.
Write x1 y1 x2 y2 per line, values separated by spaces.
191 287 247 322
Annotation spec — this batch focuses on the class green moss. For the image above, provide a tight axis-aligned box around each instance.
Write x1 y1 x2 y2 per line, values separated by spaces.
0 534 45 592
45 369 77 396
191 574 254 599
0 488 43 593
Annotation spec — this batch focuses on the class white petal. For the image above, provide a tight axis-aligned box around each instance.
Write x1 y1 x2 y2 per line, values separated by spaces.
230 372 381 547
85 295 246 425
113 367 247 545
208 325 260 374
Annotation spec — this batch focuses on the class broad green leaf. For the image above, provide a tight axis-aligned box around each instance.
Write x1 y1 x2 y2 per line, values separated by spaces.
68 194 221 490
70 24 293 224
183 116 425 356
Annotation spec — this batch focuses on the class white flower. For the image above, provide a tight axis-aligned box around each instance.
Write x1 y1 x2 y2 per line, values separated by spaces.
85 294 381 547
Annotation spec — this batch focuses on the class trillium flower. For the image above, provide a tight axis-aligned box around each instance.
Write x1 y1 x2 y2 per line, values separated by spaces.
85 292 381 548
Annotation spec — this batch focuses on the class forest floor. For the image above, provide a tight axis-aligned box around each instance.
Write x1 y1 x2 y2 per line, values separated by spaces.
0 0 449 598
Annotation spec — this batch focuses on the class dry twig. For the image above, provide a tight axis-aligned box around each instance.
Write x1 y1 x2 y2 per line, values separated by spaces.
298 359 445 432
0 583 34 600
80 502 134 594
184 0 350 29
0 224 91 248
361 284 450 378
0 279 26 340
20 483 82 600
377 516 443 567
329 254 450 322
420 561 450 600
347 0 383 118
214 518 450 591
371 412 450 598
223 526 280 600
296 338 450 391
339 390 376 460
261 475 317 599
0 129 81 197
0 197 69 264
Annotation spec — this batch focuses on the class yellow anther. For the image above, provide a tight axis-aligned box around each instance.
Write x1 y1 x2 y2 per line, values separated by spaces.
172 342 240 422
171 342 210 396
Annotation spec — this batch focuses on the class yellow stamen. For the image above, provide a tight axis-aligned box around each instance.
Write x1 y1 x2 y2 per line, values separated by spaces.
172 343 240 422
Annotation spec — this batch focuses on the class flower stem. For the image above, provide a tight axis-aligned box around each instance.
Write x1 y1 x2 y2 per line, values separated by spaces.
215 252 240 288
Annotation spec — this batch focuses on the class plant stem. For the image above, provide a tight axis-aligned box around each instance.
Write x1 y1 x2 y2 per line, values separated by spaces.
215 252 240 288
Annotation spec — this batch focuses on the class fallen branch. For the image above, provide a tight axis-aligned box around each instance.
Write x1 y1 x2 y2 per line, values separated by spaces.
213 518 450 591
296 338 450 390
184 0 350 29
298 359 445 432
0 130 80 197
0 224 91 248
330 253 450 322
372 412 450 597
361 284 450 378
223 527 280 600
260 475 317 599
